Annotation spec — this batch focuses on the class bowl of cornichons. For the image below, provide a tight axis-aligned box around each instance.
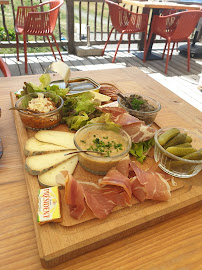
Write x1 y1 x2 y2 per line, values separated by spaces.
117 93 161 126
154 127 202 178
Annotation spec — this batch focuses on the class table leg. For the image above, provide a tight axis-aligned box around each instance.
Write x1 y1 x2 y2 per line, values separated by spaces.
135 8 162 60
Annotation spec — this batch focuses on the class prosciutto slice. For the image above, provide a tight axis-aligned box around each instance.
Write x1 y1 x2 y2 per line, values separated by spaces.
64 172 129 219
99 167 132 205
115 158 171 202
130 162 171 202
98 107 156 143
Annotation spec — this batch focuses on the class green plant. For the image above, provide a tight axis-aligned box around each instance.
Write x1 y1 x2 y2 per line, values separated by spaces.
0 27 15 41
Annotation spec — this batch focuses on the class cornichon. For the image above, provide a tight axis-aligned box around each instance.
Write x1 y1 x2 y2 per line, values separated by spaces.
158 128 180 146
164 133 187 149
166 146 197 157
174 143 192 148
182 149 202 160
185 136 192 143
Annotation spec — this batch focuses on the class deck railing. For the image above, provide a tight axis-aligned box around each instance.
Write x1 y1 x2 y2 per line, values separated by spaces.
1 0 197 55
0 0 154 54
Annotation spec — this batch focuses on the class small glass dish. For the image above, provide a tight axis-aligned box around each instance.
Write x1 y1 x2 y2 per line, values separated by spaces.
154 127 202 178
117 93 161 126
74 123 132 175
15 92 64 130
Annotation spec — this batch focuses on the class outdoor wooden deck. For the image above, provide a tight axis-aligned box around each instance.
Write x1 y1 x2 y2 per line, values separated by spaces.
1 43 202 112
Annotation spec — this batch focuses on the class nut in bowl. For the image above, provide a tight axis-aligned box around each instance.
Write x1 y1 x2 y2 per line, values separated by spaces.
15 92 64 130
154 127 202 178
117 93 161 126
74 123 132 175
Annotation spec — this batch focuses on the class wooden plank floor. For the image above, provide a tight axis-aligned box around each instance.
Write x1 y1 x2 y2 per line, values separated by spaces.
0 43 202 111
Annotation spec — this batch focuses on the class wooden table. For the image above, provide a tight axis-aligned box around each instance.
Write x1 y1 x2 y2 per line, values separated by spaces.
0 67 202 269
122 0 201 59
0 0 9 4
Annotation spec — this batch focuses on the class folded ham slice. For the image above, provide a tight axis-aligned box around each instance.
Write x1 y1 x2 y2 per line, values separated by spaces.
115 157 171 202
99 167 132 206
63 172 129 219
98 107 156 143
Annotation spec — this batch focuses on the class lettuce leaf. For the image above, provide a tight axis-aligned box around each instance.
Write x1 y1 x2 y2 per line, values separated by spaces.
88 112 119 127
129 138 154 163
64 112 89 130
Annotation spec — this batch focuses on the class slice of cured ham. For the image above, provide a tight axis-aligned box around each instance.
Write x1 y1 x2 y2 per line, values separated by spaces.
99 167 132 205
129 161 171 202
98 107 156 143
115 157 171 202
63 172 129 219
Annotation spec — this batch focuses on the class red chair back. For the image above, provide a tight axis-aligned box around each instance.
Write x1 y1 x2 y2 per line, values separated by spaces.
16 0 64 36
0 58 11 77
106 0 148 34
151 10 202 42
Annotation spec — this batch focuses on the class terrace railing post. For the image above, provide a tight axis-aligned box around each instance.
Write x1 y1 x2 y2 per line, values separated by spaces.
67 0 75 54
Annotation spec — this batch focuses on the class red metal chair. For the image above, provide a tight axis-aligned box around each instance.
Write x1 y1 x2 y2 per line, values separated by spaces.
102 0 148 63
0 58 11 77
15 0 64 74
143 10 202 74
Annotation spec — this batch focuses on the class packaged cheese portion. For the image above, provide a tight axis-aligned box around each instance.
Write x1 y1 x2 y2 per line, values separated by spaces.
35 130 76 149
90 91 111 102
38 186 62 224
25 151 77 175
24 137 70 156
38 155 78 187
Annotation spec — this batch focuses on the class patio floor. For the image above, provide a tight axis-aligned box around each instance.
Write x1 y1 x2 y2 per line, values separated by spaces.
1 43 202 111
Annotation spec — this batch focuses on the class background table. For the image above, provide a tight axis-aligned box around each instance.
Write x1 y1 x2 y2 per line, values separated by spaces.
0 0 9 4
0 67 202 269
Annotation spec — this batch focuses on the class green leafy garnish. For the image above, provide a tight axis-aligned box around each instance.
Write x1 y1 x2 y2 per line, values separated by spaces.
20 74 69 98
131 98 145 110
129 138 154 163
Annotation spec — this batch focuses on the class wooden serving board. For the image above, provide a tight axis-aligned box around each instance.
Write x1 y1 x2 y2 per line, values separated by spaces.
10 92 202 268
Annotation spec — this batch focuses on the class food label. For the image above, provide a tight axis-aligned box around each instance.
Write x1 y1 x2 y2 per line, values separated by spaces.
37 186 61 224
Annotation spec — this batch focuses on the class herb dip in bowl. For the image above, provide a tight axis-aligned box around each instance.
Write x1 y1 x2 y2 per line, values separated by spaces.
117 93 161 126
74 123 131 175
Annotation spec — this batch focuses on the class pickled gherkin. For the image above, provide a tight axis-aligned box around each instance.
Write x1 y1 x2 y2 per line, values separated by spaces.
174 143 192 148
185 136 192 143
182 149 202 160
164 133 187 149
166 146 197 157
158 128 180 146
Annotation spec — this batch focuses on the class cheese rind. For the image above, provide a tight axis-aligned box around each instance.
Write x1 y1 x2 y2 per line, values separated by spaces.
24 137 69 156
38 155 78 187
25 151 76 175
35 130 76 149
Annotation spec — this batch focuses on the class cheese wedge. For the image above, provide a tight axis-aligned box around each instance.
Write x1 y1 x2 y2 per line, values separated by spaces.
50 61 70 86
90 91 111 102
25 151 76 175
24 137 70 156
38 155 78 187
35 130 76 149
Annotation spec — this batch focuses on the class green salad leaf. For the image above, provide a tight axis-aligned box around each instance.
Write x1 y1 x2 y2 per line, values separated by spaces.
20 74 69 98
129 138 154 163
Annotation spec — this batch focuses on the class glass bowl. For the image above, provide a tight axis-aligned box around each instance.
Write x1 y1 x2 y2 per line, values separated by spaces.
74 123 132 175
15 92 64 130
117 93 161 126
154 127 202 178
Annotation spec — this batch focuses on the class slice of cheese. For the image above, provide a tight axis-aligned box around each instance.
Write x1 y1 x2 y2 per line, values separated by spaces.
35 130 76 149
24 137 69 156
90 91 111 102
38 155 78 187
50 61 70 85
25 151 76 175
